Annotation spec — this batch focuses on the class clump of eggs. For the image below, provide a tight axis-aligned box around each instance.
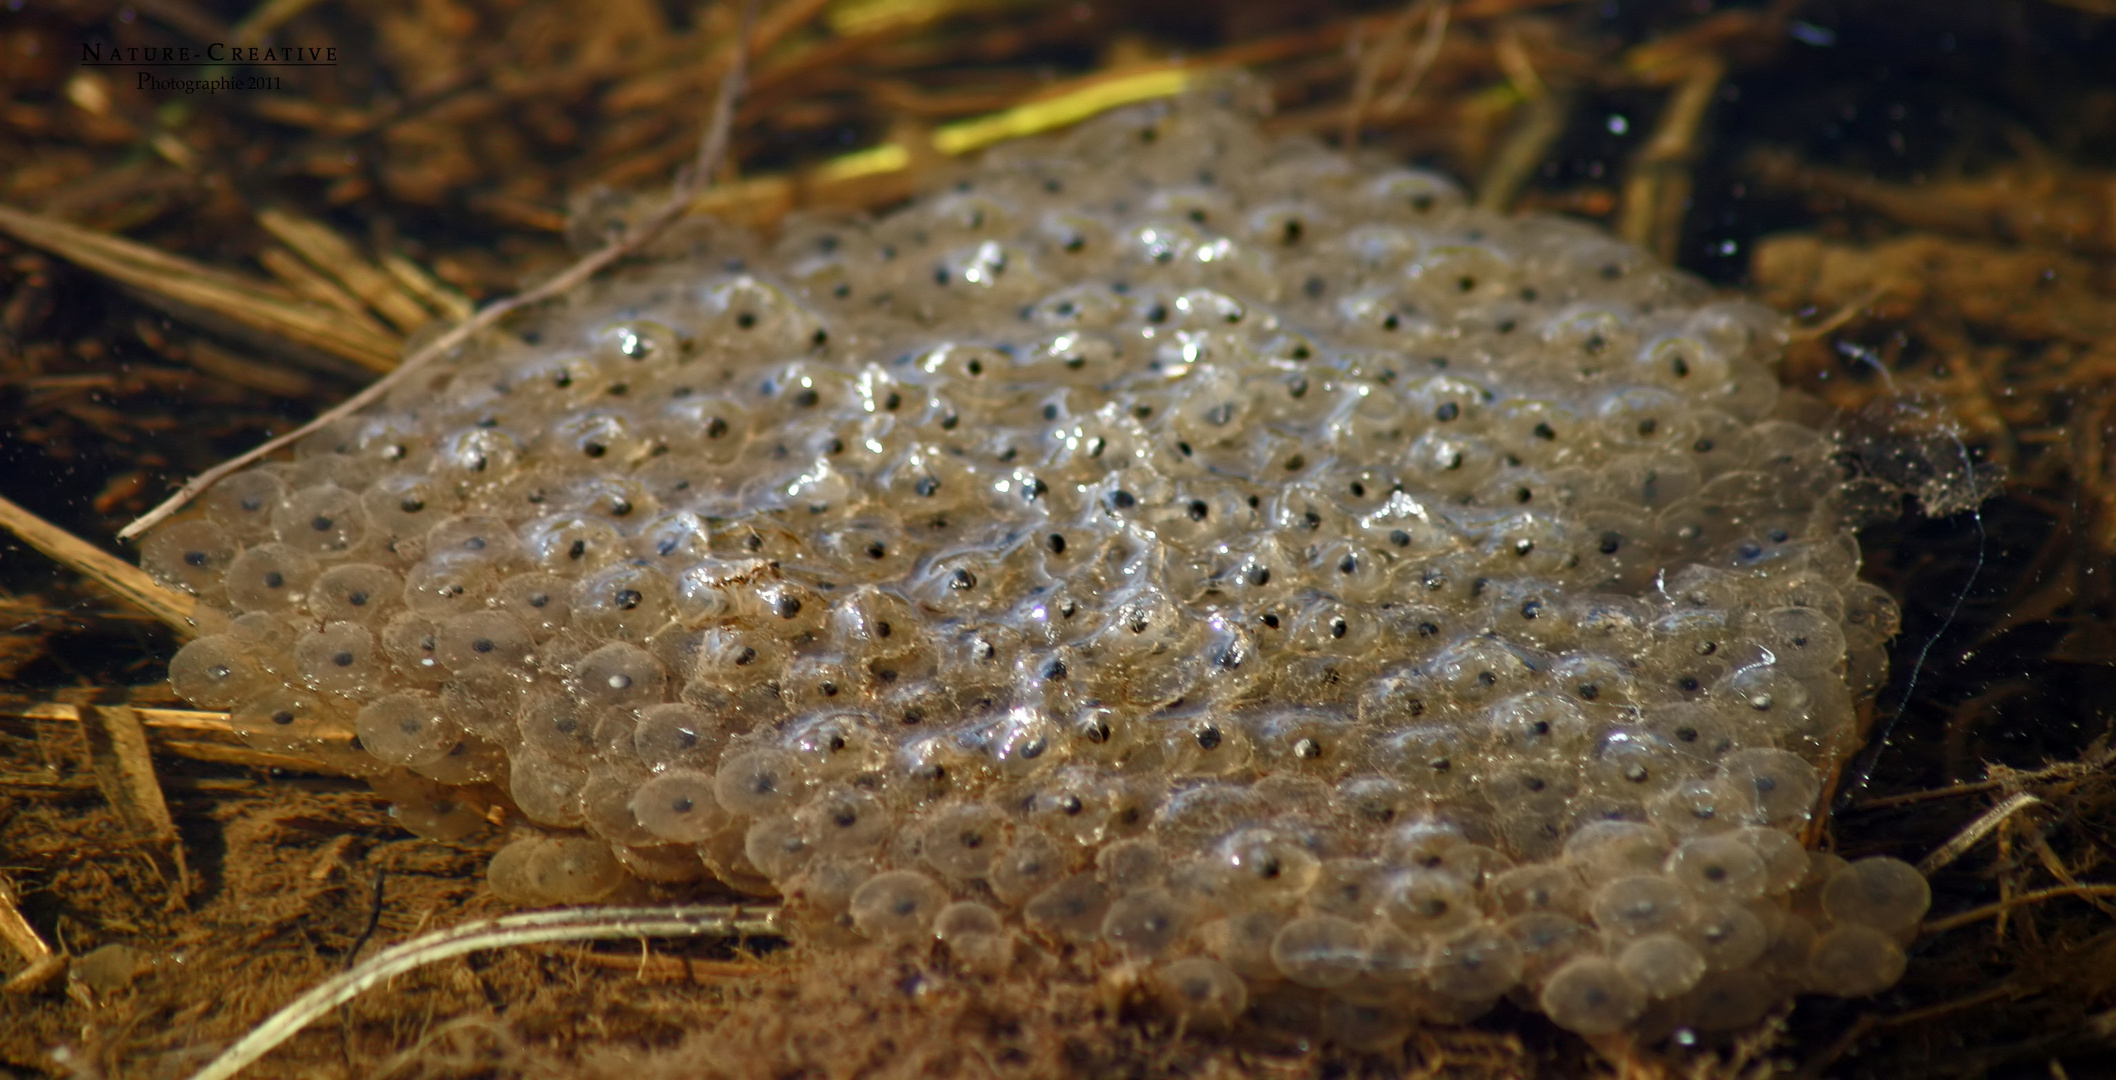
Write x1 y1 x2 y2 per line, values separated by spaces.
147 90 1925 1041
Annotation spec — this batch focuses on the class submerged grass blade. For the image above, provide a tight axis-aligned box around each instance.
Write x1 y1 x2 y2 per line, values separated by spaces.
185 904 783 1080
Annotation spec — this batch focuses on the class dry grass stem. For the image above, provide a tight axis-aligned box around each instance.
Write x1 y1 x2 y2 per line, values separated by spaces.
1617 54 1725 262
1918 791 2045 873
0 493 195 634
0 204 403 374
253 207 437 335
1342 1 1435 148
80 704 179 842
79 703 190 894
1374 1 1453 119
2 697 354 775
928 66 1202 156
184 904 784 1080
0 873 56 968
1477 89 1572 211
378 253 476 322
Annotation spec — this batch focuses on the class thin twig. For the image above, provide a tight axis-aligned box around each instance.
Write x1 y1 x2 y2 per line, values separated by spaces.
182 904 783 1080
1921 883 2116 936
1847 745 2116 811
119 0 766 543
1918 791 2043 874
1800 982 2026 1080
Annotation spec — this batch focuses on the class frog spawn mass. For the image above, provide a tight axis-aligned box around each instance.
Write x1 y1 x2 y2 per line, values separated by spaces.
147 95 1926 1041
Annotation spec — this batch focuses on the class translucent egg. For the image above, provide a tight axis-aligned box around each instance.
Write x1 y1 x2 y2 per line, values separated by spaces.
513 693 608 757
412 734 502 786
167 634 267 709
579 770 659 846
354 692 458 767
570 642 666 708
849 869 948 941
1022 874 1110 944
387 786 486 841
1095 837 1168 890
742 815 811 880
485 837 545 904
1617 933 1705 998
363 473 458 541
310 563 402 626
1212 828 1321 903
520 835 627 903
714 748 804 818
1686 969 1779 1031
1382 868 1479 938
430 611 533 673
492 573 573 639
222 543 320 613
1158 712 1255 776
1492 864 1587 917
229 686 335 750
920 803 1007 882
1590 875 1691 942
1428 923 1525 1001
293 622 380 694
509 749 589 828
1099 888 1187 956
140 519 236 595
1820 856 1930 935
1718 748 1823 828
1268 915 1366 989
218 613 296 680
989 829 1069 905
402 555 500 619
522 514 627 572
1505 912 1592 984
1540 957 1647 1035
1737 826 1811 894
1685 901 1769 970
628 770 722 842
1153 957 1248 1028
1562 821 1672 887
380 612 443 680
1308 858 1390 920
203 470 288 540
612 842 709 884
935 900 1013 974
631 702 724 772
1664 832 1769 902
273 484 369 556
795 786 892 856
1807 923 1908 997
